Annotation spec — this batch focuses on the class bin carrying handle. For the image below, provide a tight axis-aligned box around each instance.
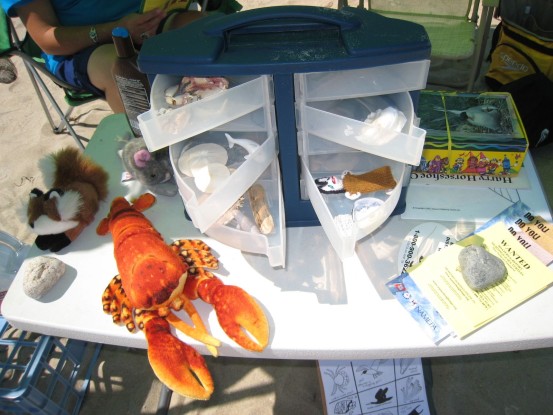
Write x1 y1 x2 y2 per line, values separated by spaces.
202 6 361 37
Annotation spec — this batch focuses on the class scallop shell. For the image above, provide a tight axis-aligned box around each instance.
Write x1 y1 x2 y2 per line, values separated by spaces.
177 143 228 177
193 162 230 193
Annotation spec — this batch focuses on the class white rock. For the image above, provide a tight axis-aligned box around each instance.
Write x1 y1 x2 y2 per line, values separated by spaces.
22 256 65 299
458 245 507 291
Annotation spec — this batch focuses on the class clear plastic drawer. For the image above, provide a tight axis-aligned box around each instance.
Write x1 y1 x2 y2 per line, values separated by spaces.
297 92 425 165
205 159 286 268
170 131 276 233
301 151 405 259
295 60 430 101
139 75 271 151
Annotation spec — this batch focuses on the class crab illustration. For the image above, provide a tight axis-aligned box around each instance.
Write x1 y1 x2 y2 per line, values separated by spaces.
97 193 269 400
324 365 350 395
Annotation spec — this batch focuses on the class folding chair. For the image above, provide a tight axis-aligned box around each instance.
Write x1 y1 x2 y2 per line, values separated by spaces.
339 0 499 91
1 10 101 150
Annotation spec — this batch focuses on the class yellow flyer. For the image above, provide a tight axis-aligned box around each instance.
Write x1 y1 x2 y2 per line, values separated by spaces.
409 222 553 338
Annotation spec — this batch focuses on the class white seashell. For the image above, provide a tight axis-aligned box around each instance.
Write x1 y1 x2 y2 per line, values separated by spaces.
178 143 228 177
164 84 179 98
356 106 407 145
193 162 230 193
164 84 182 106
352 197 384 228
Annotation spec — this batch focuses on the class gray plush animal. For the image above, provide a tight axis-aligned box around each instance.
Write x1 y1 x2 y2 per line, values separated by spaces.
119 135 177 198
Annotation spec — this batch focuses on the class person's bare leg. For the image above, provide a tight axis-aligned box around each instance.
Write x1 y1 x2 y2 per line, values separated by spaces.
87 44 125 113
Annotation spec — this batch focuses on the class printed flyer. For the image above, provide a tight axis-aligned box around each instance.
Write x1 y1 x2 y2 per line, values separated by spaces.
409 222 553 338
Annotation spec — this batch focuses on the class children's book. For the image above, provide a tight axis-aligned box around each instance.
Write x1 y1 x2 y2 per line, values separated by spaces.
140 0 192 13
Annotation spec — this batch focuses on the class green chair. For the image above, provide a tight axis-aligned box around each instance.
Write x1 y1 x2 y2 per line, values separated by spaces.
339 0 499 91
1 10 101 150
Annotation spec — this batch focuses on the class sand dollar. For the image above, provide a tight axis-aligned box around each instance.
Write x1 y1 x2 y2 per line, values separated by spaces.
194 163 230 193
177 143 228 177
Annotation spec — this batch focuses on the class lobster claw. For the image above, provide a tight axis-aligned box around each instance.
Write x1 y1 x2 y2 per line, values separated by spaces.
137 312 214 400
199 278 269 352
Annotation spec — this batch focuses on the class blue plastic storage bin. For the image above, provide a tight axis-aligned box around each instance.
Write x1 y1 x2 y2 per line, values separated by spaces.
0 317 101 415
138 6 430 228
137 6 431 263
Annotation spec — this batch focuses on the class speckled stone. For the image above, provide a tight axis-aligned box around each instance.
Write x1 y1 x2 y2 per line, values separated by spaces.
459 245 507 291
22 256 65 299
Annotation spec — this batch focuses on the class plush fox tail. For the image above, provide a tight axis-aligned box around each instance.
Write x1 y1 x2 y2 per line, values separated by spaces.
40 147 109 201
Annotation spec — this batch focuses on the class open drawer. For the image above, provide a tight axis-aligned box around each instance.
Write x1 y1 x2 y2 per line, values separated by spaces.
139 75 272 151
294 60 430 101
301 147 405 260
170 130 276 233
297 92 425 165
205 158 286 268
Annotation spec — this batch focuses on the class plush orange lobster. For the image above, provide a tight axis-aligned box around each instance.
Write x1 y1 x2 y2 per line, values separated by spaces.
97 193 269 400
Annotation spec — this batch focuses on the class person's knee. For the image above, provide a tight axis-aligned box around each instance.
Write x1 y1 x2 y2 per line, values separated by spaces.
87 44 124 112
87 44 117 92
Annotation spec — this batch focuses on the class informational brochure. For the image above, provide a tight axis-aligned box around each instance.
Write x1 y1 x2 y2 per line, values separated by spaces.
409 222 553 338
318 358 431 415
473 201 553 265
387 222 456 344
387 273 453 344
390 201 553 342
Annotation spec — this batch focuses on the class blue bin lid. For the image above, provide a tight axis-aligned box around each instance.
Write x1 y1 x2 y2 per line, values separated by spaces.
138 6 430 76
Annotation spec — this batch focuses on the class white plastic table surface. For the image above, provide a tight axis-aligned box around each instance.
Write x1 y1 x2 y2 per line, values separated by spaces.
3 114 553 360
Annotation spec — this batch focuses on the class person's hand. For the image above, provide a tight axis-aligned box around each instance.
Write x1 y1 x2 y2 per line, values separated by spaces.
119 9 167 46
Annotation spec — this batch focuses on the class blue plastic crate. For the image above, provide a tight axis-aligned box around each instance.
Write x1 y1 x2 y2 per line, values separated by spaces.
0 317 102 414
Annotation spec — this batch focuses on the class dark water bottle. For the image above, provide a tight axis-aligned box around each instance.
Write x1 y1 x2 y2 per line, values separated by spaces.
111 27 150 137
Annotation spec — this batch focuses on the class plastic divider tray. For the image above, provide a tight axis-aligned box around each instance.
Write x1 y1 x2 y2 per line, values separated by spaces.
0 317 101 414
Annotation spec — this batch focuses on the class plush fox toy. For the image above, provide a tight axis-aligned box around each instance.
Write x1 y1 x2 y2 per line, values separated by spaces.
27 147 109 252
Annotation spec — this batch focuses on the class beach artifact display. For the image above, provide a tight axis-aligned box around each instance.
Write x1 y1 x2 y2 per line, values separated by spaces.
247 184 275 234
27 147 109 252
97 193 269 400
356 106 407 144
315 166 397 200
165 76 229 107
458 245 507 290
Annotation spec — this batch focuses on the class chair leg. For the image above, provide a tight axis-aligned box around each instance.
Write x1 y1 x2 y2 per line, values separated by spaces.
21 61 86 150
53 106 75 134
467 6 495 92
21 62 58 131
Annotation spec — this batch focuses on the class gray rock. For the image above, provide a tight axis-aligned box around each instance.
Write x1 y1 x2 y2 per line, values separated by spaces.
458 245 507 291
22 256 65 299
